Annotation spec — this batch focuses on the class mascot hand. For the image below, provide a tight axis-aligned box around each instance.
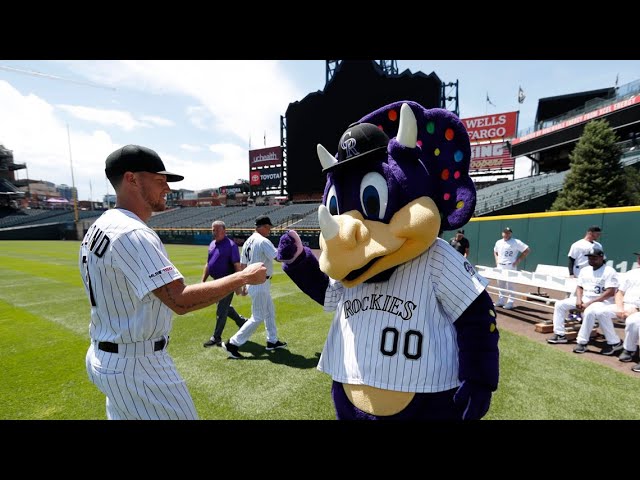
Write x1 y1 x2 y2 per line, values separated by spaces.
453 380 492 420
277 230 304 264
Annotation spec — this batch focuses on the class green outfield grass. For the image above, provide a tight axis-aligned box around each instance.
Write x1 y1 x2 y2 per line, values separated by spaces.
1 240 639 420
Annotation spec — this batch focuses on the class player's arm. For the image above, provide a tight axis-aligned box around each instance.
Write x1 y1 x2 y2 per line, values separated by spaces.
153 262 267 315
464 241 469 258
201 263 210 283
568 257 576 277
494 248 499 266
614 289 626 318
583 287 616 309
233 261 246 295
514 247 530 267
575 286 585 309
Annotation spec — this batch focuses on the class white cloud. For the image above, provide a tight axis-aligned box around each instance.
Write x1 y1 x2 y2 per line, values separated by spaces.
139 115 174 127
56 104 147 131
0 80 118 201
164 143 250 191
180 144 203 152
1 61 305 200
65 60 302 146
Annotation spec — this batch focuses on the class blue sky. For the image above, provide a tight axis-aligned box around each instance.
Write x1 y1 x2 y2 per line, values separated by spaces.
1 60 638 201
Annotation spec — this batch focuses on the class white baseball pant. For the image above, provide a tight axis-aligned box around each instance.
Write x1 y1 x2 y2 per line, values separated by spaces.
553 297 579 336
230 280 277 346
85 340 198 420
576 302 620 345
496 263 517 306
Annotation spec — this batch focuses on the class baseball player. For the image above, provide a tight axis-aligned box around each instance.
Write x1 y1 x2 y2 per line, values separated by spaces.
582 251 640 361
493 227 530 309
547 247 619 348
567 225 603 277
223 215 287 359
81 145 266 419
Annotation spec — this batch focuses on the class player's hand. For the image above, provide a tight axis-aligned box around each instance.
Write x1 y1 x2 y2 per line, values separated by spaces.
277 230 304 264
242 262 267 285
453 380 492 420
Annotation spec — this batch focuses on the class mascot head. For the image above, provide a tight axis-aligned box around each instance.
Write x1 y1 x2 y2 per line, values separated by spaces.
317 101 475 287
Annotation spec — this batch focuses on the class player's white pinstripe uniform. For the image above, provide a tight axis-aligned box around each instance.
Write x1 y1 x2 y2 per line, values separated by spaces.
493 237 529 306
568 239 603 277
229 231 279 346
552 263 619 337
79 208 198 420
318 238 488 392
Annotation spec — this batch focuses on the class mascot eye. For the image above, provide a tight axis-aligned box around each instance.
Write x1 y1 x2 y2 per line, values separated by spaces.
326 185 340 215
359 172 388 220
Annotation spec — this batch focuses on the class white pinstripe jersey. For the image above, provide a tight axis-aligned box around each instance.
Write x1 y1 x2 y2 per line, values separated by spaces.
620 268 640 306
576 264 619 303
317 238 489 392
568 239 603 275
241 232 277 275
494 238 528 264
78 208 183 343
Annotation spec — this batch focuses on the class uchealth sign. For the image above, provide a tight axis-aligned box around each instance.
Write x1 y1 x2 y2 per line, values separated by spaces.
249 146 282 168
470 142 515 170
250 167 282 188
462 111 518 142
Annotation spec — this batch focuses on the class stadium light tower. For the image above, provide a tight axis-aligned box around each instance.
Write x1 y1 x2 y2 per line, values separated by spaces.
441 81 460 117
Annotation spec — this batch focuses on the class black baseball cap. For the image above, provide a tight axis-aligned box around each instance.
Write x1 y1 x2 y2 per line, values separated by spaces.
586 247 605 257
105 145 184 182
323 122 389 173
587 225 601 232
503 227 512 233
457 229 465 234
634 251 640 256
255 215 273 227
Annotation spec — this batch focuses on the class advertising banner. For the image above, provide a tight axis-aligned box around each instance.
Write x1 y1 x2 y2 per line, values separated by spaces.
249 146 282 168
250 167 282 188
470 142 515 170
463 111 519 142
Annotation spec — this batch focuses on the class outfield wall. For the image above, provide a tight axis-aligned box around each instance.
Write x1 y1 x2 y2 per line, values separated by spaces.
442 206 640 274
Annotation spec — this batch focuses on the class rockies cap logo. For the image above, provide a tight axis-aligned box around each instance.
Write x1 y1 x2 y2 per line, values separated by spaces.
340 133 360 159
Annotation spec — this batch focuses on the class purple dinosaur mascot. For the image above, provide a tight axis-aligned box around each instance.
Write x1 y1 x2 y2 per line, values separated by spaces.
277 101 499 420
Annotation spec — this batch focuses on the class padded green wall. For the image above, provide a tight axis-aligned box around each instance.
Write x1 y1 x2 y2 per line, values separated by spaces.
442 206 640 274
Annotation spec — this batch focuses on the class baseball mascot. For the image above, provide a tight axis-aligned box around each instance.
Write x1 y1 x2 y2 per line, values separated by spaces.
277 101 499 420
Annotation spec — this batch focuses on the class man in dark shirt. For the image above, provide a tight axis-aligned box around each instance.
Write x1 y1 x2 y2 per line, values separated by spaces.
449 229 470 257
202 220 247 347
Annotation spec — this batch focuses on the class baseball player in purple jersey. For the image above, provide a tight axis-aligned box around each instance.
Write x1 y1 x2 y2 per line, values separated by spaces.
223 215 287 359
277 102 499 420
202 220 247 348
80 145 267 420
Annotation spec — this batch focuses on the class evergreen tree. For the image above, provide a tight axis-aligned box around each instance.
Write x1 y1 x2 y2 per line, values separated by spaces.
625 164 640 205
550 119 630 211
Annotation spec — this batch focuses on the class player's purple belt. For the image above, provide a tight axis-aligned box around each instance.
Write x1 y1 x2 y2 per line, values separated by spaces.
98 338 166 354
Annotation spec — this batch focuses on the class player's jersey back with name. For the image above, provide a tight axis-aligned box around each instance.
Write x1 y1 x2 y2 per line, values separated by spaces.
241 232 277 276
78 208 183 343
318 238 488 393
